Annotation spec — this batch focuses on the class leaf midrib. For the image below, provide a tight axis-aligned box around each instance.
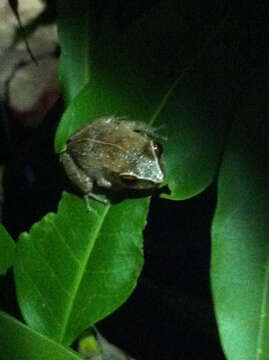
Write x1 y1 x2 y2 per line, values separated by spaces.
255 254 269 360
58 205 110 344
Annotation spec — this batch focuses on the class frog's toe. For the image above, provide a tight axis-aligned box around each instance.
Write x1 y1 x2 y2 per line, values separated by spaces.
96 177 112 188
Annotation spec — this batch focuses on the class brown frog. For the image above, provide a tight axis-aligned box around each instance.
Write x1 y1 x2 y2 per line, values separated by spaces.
60 116 165 209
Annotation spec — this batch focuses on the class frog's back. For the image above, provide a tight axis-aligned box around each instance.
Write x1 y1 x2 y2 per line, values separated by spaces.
65 117 124 172
68 116 118 143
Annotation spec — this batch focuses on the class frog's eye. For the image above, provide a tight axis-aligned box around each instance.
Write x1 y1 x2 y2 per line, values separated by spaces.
120 174 137 183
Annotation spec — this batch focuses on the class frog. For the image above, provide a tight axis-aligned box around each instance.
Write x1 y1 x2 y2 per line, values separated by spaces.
59 116 165 209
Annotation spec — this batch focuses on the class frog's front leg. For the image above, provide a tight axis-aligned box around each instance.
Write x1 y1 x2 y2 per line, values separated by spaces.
128 121 167 140
60 151 108 210
96 176 112 189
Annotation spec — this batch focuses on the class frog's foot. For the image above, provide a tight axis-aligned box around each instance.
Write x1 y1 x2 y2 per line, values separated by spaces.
84 193 109 212
130 121 168 141
149 124 168 141
96 177 112 189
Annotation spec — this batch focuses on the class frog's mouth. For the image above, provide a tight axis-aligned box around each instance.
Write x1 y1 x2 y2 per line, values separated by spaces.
120 172 164 189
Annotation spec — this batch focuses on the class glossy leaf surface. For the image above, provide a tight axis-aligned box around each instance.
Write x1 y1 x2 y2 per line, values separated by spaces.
0 312 81 360
57 0 91 104
0 224 15 275
15 193 147 346
211 75 269 359
15 0 247 352
55 0 236 201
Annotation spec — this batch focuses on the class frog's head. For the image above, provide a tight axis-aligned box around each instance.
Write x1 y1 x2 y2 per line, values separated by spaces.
119 140 165 190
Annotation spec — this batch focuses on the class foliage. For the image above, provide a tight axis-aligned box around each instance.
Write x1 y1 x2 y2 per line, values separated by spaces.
15 193 146 346
0 224 15 275
0 312 81 360
211 74 269 360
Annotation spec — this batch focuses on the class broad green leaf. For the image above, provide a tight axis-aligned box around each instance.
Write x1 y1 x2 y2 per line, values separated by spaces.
0 224 15 275
211 76 269 359
55 0 240 200
57 0 91 104
14 192 147 346
0 312 82 360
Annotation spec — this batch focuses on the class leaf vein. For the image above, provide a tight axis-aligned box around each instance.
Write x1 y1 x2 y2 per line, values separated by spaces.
19 256 62 329
255 254 269 360
58 205 111 343
31 240 72 298
48 219 81 266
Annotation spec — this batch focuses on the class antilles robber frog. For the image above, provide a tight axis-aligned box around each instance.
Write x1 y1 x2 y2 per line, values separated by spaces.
60 116 165 209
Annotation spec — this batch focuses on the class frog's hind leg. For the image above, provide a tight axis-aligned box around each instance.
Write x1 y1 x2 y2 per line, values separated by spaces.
60 152 93 194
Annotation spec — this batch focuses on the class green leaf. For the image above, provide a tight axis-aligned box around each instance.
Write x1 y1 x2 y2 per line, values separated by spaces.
55 0 240 200
211 76 269 359
0 312 82 360
14 193 147 346
0 224 15 275
57 0 92 104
